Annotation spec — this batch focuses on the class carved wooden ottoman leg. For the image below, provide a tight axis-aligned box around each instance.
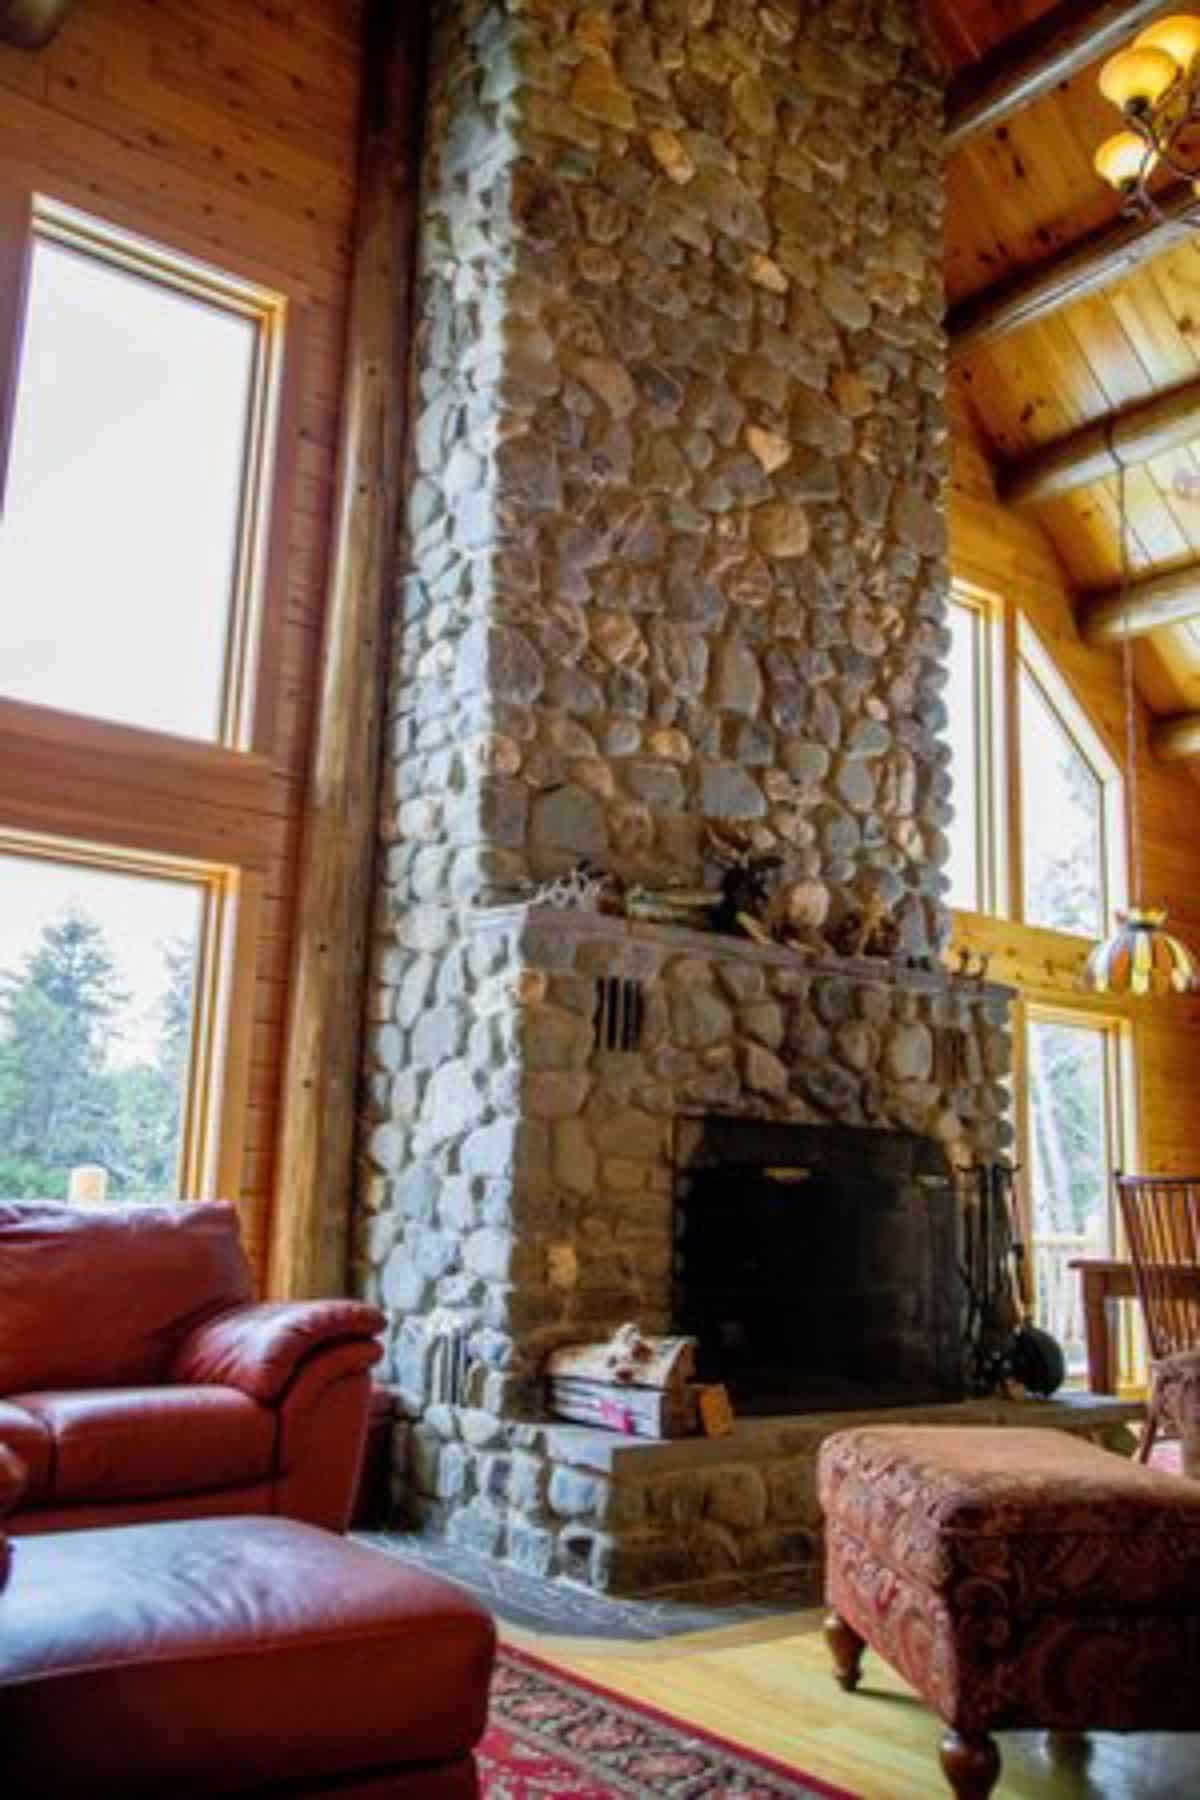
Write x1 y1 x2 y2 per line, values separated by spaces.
824 1610 865 1692
939 1730 1001 1800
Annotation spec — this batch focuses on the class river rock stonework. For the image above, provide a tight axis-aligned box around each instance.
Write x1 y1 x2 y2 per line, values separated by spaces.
355 0 1013 1595
388 0 948 953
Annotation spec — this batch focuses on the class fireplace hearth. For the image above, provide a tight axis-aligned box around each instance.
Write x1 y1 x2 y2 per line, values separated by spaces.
675 1118 964 1414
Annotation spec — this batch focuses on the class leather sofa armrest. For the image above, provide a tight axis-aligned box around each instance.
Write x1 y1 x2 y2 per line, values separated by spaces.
0 1444 26 1594
168 1301 386 1404
0 1443 26 1518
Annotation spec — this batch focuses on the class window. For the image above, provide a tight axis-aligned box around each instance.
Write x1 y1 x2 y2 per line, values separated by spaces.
0 201 283 745
944 591 1004 914
1018 628 1124 938
0 186 297 1205
0 846 216 1199
1025 1009 1131 1378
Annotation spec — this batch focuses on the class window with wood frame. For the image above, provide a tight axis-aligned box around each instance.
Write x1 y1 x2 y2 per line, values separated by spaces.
1017 625 1125 942
0 186 297 1204
944 588 1005 915
1024 1007 1134 1380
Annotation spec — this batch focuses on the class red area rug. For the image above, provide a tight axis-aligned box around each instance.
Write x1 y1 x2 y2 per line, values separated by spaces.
479 1643 856 1798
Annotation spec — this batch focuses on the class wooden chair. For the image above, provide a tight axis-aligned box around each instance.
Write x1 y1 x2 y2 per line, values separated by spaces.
1115 1173 1200 1473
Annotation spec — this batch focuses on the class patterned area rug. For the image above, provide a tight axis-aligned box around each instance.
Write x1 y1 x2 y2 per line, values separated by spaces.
479 1644 855 1798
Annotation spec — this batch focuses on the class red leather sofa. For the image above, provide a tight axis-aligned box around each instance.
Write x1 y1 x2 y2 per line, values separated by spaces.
0 1445 496 1797
0 1200 385 1534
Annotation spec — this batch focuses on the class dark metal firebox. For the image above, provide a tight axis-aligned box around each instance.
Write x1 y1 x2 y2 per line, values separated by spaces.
673 1118 966 1415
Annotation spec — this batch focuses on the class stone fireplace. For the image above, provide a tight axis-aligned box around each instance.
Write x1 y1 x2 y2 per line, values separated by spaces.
353 0 1027 1593
675 1115 964 1413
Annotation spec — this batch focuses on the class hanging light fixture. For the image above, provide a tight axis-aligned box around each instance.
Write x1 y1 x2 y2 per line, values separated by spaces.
1093 14 1200 216
1083 462 1200 997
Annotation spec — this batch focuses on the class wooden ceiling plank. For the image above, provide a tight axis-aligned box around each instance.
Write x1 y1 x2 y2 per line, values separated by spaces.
945 0 1175 151
946 79 1116 307
948 185 1200 354
1080 559 1200 644
1003 374 1200 504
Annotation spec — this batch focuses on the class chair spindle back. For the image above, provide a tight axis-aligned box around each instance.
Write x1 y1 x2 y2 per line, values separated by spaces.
1115 1173 1200 1362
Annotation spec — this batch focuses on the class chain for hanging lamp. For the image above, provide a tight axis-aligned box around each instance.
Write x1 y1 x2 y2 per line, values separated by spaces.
1083 460 1199 997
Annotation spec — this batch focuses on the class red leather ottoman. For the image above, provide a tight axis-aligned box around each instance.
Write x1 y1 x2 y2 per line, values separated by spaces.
1 1509 495 1797
819 1426 1200 1799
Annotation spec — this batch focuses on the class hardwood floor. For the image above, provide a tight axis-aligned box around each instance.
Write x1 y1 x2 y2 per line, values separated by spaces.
504 1610 1200 1798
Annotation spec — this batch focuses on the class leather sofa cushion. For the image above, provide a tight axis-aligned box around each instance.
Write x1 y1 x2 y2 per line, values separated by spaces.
0 1201 253 1394
0 1403 52 1504
15 1388 274 1504
1 1517 496 1798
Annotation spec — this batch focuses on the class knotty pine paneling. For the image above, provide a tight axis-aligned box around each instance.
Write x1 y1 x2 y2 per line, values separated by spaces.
0 0 365 1276
949 434 1200 1179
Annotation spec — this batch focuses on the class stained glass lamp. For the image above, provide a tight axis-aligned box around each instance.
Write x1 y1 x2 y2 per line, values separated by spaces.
1085 907 1199 995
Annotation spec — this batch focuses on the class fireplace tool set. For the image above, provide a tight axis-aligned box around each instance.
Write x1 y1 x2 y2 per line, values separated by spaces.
961 1161 1065 1398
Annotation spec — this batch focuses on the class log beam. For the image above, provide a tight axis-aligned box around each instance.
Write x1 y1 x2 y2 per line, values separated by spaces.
0 1 73 48
946 0 1174 152
1079 564 1200 645
1151 713 1200 761
269 0 425 1300
1001 376 1200 506
949 183 1199 355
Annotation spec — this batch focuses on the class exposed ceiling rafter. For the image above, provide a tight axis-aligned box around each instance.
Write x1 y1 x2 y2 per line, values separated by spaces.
1151 712 1200 760
949 182 1197 354
945 0 1175 151
1079 563 1200 645
1001 376 1200 505
0 1 73 49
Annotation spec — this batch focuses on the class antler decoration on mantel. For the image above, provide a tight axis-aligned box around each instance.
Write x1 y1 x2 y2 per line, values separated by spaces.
0 1 72 50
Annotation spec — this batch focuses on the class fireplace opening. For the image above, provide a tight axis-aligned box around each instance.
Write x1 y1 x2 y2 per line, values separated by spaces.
673 1118 966 1416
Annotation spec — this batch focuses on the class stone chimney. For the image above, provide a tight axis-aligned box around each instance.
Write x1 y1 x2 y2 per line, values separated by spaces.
358 0 1013 1592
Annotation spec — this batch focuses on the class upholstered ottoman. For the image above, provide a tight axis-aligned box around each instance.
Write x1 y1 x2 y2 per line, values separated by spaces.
1 1500 496 1796
818 1426 1200 1799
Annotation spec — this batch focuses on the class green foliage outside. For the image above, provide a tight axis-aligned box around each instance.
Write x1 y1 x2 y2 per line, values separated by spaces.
0 911 193 1199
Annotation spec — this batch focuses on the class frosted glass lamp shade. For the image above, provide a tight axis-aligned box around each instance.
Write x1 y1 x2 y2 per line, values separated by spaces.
1135 15 1200 73
1099 45 1179 110
1094 130 1154 188
1083 907 1200 996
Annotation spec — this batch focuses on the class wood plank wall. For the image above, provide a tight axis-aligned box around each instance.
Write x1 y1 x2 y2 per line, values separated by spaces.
949 383 1200 1178
0 0 364 1274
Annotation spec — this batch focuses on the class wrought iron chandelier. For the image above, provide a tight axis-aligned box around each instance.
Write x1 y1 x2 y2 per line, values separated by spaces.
1093 14 1200 215
1083 461 1199 997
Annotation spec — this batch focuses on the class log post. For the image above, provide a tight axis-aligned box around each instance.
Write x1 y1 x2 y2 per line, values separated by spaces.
269 0 426 1298
1079 564 1200 646
1151 713 1200 762
1002 377 1200 507
945 0 1175 152
0 1 73 49
949 184 1198 354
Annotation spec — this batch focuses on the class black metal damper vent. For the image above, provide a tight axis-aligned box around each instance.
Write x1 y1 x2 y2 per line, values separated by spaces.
592 976 645 1052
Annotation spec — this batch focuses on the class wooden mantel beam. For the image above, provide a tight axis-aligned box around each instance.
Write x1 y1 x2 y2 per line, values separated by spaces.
270 0 425 1300
1151 712 1200 761
949 183 1199 355
0 1 73 49
1079 563 1200 646
1001 376 1200 506
946 0 1174 152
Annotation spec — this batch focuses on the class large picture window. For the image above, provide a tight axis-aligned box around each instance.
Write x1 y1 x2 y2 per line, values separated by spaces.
0 201 283 746
0 186 296 1205
0 846 213 1199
